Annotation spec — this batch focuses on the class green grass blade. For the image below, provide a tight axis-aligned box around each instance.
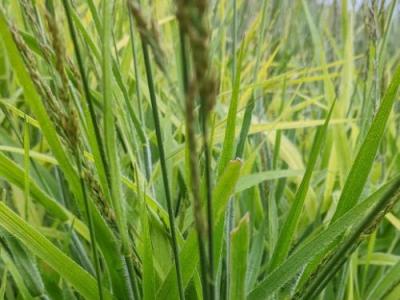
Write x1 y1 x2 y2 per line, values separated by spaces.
157 159 242 299
299 177 400 299
141 198 156 300
0 152 68 222
128 12 152 180
333 64 400 221
386 285 400 300
136 6 185 298
366 258 400 299
102 1 136 298
217 43 245 176
296 55 400 297
23 118 30 220
0 247 33 300
61 1 138 297
75 155 104 300
1 236 45 297
0 203 113 300
229 214 250 300
156 231 198 300
0 8 135 298
248 177 400 299
0 8 78 205
269 101 334 270
0 267 7 299
213 159 243 220
0 154 89 238
102 0 129 253
63 3 110 204
246 223 265 292
235 169 303 194
235 0 268 158
71 0 146 152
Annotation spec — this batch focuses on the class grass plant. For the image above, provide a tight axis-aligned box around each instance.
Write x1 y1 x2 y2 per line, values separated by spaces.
0 0 400 299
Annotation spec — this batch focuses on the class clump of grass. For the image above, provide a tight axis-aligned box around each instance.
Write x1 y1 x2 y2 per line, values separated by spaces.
0 1 400 300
